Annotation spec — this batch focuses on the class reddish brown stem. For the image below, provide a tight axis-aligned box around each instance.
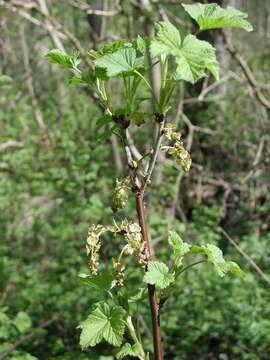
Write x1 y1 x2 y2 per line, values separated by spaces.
136 192 163 360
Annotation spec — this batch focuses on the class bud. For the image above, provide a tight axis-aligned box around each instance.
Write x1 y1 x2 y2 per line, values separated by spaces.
111 177 131 212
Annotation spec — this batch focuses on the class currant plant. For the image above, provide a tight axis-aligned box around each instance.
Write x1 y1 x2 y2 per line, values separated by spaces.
47 3 252 359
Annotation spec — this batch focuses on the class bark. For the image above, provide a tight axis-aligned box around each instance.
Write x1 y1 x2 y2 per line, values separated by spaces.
135 193 163 360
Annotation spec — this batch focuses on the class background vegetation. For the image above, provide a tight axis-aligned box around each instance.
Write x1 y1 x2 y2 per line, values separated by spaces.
0 0 269 359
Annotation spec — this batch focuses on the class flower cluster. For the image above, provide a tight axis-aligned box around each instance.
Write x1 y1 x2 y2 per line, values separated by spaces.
164 124 192 172
122 222 148 268
86 224 106 275
85 219 147 286
113 259 125 287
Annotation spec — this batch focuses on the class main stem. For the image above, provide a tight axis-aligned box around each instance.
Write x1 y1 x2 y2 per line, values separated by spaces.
135 192 163 360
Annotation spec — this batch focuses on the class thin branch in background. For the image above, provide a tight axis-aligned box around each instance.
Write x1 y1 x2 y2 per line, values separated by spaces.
37 0 65 52
222 30 270 112
220 228 270 287
0 316 60 360
66 0 120 16
0 0 66 41
0 0 93 68
20 23 50 147
0 140 24 151
242 135 266 183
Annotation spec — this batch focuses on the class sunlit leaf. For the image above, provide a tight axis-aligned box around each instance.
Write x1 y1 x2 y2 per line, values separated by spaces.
116 343 141 359
95 47 144 77
182 3 253 32
13 311 32 334
47 49 80 69
168 231 191 267
143 261 175 289
79 302 126 348
151 22 219 83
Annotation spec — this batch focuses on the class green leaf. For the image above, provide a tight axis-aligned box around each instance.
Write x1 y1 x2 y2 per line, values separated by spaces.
174 35 219 83
116 343 141 359
79 302 126 349
199 244 244 277
47 49 80 69
128 287 148 304
13 312 32 334
96 115 113 130
168 231 190 257
78 272 115 291
101 40 131 55
143 261 175 289
168 231 191 267
95 47 144 78
10 355 38 360
97 124 118 142
69 70 99 85
150 21 219 83
68 75 86 85
201 244 227 277
88 41 131 60
117 287 147 314
226 261 245 277
0 74 12 85
182 3 253 32
136 35 150 54
150 21 181 58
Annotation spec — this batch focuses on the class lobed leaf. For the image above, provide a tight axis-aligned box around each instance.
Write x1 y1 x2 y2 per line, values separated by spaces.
226 261 245 277
182 3 253 32
150 21 181 58
78 272 115 291
95 47 144 78
168 231 190 267
193 244 245 278
174 34 219 83
135 35 150 55
47 49 80 69
150 21 219 83
143 261 175 289
79 302 126 349
116 343 141 359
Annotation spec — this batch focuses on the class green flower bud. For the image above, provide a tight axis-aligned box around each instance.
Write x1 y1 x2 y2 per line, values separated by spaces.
111 177 131 212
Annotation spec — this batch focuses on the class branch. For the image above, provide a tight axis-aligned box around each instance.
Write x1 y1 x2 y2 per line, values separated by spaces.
20 24 48 136
121 128 141 189
142 116 165 194
0 316 60 359
125 128 143 161
0 0 66 41
1 0 93 68
220 228 270 287
37 0 65 51
66 0 120 16
242 136 266 183
222 31 270 112
0 140 23 151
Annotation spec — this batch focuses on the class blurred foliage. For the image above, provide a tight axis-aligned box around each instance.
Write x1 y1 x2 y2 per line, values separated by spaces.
0 0 270 359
